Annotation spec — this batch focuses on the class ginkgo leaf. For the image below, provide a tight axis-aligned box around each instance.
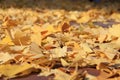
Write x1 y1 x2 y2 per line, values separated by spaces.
60 58 69 66
0 35 14 45
73 50 87 62
31 32 41 46
110 13 120 21
99 43 117 59
46 25 56 33
80 43 93 53
61 23 70 32
0 52 14 64
41 24 55 33
39 69 55 77
78 14 90 23
13 29 31 45
50 46 67 58
112 37 120 48
54 69 70 80
31 26 42 45
10 46 27 52
0 1 120 80
29 42 42 54
39 69 71 80
0 63 33 78
41 25 56 39
98 28 108 43
104 47 117 60
0 29 14 45
86 73 97 80
109 24 120 37
2 17 18 28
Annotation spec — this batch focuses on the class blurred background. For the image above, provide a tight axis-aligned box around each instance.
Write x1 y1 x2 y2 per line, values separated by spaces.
0 0 119 12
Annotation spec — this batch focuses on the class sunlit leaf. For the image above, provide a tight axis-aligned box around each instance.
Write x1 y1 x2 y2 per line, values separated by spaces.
0 63 33 78
80 43 93 53
60 58 69 66
0 52 14 64
109 24 120 37
50 46 67 58
0 30 14 45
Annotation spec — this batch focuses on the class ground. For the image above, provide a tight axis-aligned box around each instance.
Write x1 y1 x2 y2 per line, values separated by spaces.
0 0 120 80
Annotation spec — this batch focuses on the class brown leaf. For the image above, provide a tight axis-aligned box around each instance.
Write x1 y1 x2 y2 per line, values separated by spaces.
62 23 70 32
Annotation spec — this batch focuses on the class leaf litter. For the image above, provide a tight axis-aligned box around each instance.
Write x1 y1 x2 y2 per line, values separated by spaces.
0 0 120 80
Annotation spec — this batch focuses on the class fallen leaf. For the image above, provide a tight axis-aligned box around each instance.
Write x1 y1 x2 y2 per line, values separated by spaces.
109 24 120 37
13 29 31 45
0 30 14 45
54 69 71 80
61 23 70 32
80 43 93 53
60 58 69 66
78 13 90 23
29 42 43 55
0 63 33 78
31 33 41 46
0 52 14 64
50 46 67 58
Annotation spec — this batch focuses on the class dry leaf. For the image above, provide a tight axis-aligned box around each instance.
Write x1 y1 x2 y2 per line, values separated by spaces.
0 1 120 79
29 42 42 55
62 23 70 32
41 24 56 39
13 29 31 45
80 43 93 53
73 50 87 62
0 52 14 64
0 30 14 45
31 33 41 46
54 69 70 80
60 58 69 66
50 46 67 58
109 24 120 37
31 26 42 45
10 46 27 52
0 63 33 78
78 13 90 23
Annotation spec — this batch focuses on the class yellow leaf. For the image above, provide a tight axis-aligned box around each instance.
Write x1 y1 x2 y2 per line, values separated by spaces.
104 47 117 59
41 25 56 39
78 14 90 23
0 30 14 45
0 63 33 78
73 50 87 62
13 29 30 45
31 25 41 33
30 42 43 55
65 41 81 51
39 69 70 80
50 46 67 58
98 28 108 43
31 26 42 45
0 36 14 45
80 43 93 53
60 58 69 66
31 32 41 46
110 13 120 21
54 69 70 80
99 44 117 59
46 25 55 33
0 52 14 64
112 38 120 48
109 24 120 37
39 70 55 77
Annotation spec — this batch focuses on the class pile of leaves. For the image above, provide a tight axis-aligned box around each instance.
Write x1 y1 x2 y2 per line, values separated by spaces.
0 0 120 80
